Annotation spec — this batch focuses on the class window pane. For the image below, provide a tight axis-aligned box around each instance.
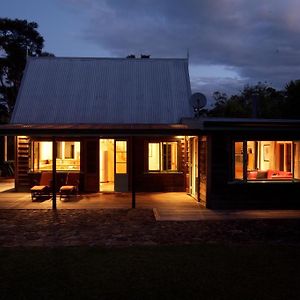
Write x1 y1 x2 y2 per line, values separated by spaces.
294 142 300 179
32 141 80 171
116 141 127 174
246 141 293 181
148 142 178 172
234 142 243 180
116 141 126 152
116 152 127 162
170 142 178 171
247 141 256 171
116 163 127 174
162 143 169 170
148 143 160 171
39 142 52 170
33 142 39 171
65 142 75 159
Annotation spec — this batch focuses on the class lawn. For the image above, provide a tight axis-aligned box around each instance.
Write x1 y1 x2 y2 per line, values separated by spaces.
1 244 300 300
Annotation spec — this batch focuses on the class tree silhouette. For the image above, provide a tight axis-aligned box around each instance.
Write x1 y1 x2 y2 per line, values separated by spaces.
208 82 287 119
0 18 53 121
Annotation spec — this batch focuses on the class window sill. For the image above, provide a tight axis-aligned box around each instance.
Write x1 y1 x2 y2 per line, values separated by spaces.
146 171 183 175
228 180 300 184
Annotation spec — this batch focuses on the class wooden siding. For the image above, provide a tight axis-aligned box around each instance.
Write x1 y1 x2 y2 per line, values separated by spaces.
199 136 207 206
15 136 30 191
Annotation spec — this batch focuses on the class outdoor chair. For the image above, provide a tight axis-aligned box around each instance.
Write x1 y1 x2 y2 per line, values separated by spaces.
59 172 79 200
30 172 52 201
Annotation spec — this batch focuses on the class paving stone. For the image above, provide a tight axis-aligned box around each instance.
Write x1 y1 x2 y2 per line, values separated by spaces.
0 209 300 247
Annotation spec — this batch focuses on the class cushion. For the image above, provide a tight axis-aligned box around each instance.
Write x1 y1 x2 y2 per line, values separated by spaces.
60 186 76 191
247 171 258 179
256 171 268 179
31 185 47 191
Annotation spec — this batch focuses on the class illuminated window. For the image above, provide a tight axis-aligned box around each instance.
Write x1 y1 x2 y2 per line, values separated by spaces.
115 141 127 174
234 142 243 180
294 141 300 180
31 141 80 171
148 142 178 172
234 140 297 181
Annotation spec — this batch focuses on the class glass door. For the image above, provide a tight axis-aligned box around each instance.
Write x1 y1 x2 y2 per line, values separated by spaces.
114 140 128 192
99 139 115 192
189 137 199 199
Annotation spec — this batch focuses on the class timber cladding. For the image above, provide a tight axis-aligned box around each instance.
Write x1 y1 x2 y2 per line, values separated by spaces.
199 137 207 206
15 136 30 191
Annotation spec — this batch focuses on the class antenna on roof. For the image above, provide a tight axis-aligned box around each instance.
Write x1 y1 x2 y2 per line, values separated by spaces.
189 92 207 118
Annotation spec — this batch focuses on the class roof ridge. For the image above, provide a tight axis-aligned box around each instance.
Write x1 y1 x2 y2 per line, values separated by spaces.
28 56 188 61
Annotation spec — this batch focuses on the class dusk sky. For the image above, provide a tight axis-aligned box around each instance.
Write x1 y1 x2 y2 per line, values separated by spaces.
2 0 300 101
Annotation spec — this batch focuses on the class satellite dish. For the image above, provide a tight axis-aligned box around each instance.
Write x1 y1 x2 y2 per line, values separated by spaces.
189 92 207 118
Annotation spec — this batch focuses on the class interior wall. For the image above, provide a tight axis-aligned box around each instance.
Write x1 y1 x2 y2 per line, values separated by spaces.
99 139 114 183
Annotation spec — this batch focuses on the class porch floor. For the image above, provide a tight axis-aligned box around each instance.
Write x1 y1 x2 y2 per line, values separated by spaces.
1 180 300 221
0 189 201 210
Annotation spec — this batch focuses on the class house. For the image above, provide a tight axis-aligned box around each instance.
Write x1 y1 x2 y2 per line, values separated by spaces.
1 56 300 209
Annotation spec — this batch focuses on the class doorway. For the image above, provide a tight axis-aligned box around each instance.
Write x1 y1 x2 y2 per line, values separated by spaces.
99 139 115 192
99 139 129 192
189 137 199 199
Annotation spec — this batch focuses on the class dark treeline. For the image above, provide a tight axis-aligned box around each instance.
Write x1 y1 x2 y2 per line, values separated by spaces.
207 80 300 119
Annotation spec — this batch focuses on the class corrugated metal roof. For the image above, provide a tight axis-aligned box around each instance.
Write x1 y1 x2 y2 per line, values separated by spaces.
11 57 193 124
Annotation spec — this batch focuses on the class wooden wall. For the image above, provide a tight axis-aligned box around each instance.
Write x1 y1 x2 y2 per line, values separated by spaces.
199 136 208 206
15 136 30 191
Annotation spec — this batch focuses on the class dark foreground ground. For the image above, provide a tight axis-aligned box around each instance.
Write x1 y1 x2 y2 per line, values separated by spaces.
1 209 300 299
1 209 300 247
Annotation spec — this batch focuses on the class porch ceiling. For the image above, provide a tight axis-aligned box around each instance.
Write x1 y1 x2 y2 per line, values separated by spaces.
0 123 192 137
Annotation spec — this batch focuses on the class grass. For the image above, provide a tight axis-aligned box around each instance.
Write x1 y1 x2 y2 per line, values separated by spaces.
1 244 300 300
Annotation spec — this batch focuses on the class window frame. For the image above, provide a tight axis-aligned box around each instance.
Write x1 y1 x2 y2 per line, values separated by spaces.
30 139 80 172
115 140 127 174
232 140 299 182
147 141 180 173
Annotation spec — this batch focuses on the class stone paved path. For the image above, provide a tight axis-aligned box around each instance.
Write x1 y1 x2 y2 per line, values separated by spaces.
1 209 300 247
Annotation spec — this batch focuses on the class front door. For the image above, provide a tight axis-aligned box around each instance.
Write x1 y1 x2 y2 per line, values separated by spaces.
189 137 199 199
199 136 207 206
99 139 115 192
83 138 99 192
114 140 128 192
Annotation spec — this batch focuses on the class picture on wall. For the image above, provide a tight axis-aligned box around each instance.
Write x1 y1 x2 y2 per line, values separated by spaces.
263 144 270 162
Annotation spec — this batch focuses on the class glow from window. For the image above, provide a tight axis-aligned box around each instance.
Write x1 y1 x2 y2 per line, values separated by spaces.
148 142 178 172
234 142 243 180
116 141 127 174
234 140 296 181
32 141 80 171
148 143 160 171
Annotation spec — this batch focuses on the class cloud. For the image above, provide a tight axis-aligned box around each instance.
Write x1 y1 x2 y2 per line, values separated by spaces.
61 0 300 93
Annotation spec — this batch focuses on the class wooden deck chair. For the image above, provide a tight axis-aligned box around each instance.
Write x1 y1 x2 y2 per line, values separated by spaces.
30 172 52 201
60 172 79 200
